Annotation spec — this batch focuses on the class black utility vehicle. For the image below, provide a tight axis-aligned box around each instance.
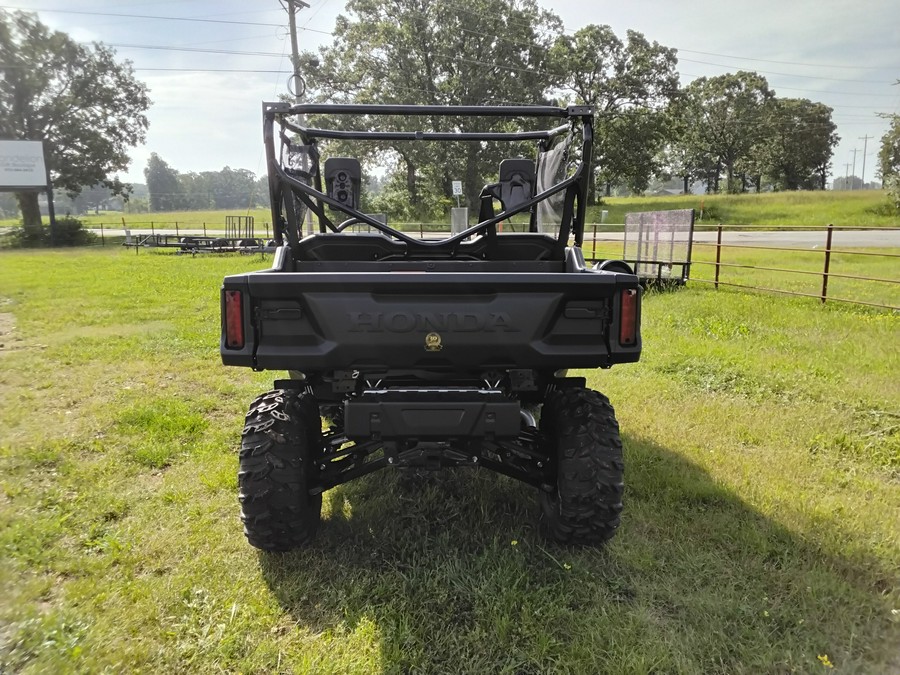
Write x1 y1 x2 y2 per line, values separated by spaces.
221 103 642 551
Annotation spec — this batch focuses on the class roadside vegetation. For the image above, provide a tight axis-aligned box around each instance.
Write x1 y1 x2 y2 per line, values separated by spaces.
1 189 896 237
590 189 898 227
1 248 897 673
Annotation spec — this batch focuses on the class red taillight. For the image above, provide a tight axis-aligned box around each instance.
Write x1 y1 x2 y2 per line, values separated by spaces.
619 288 638 346
224 290 244 349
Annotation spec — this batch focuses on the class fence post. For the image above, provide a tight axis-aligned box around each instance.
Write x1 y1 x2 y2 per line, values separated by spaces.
593 223 598 260
420 221 424 239
265 223 270 239
151 221 155 236
203 222 207 238
175 221 179 238
100 222 105 246
821 223 834 304
714 225 723 289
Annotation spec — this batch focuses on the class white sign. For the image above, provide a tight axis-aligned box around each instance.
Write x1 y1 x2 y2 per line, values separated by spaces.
0 141 48 189
451 180 462 196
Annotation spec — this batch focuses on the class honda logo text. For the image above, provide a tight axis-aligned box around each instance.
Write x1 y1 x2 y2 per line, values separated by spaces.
348 312 518 333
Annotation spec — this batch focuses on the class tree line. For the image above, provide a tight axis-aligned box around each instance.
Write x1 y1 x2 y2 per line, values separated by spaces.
142 154 269 212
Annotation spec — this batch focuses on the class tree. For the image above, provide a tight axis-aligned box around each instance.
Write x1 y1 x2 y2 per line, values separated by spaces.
879 114 900 211
877 115 900 180
206 167 259 210
596 110 672 195
759 98 838 190
177 171 213 210
0 192 19 217
144 153 182 212
254 175 270 210
677 71 775 193
832 175 869 191
144 159 269 213
551 25 679 200
306 0 562 215
177 167 267 210
71 183 115 214
0 10 150 232
660 116 718 194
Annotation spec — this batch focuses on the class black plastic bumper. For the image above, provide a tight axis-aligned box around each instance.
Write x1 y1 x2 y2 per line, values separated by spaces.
344 389 521 441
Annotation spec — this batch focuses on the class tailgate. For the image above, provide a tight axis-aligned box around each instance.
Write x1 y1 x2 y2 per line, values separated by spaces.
221 271 641 371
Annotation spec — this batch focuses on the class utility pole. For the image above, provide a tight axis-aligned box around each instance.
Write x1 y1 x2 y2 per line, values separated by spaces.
859 135 873 189
284 0 309 104
281 0 314 236
851 148 858 190
844 162 851 190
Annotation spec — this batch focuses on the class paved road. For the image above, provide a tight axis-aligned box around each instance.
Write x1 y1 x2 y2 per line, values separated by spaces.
92 227 900 249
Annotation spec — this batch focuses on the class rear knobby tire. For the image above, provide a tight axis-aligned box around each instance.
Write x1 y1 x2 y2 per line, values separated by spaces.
539 387 624 545
238 389 322 551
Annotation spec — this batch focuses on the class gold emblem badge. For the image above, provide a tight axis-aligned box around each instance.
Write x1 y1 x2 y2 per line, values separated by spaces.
424 332 443 352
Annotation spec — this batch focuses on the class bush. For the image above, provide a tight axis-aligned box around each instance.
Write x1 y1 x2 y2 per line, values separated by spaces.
3 216 97 248
884 174 900 214
697 202 723 222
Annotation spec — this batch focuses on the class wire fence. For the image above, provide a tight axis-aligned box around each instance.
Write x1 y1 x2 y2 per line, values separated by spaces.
82 220 274 244
585 224 900 312
79 219 474 242
34 218 900 311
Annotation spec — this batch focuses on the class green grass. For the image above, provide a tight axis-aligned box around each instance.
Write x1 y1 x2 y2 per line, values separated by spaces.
1 248 898 673
588 189 899 227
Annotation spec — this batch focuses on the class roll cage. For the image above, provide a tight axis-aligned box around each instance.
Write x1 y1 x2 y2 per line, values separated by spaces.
262 102 595 256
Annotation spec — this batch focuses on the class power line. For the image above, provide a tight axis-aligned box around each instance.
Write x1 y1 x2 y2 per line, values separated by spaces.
301 0 333 27
339 0 895 78
10 2 897 84
678 58 892 85
0 5 333 34
769 85 898 99
9 3 896 91
93 42 900 109
8 4 898 105
135 68 291 73
678 73 900 98
676 48 890 71
108 43 286 57
77 43 900 113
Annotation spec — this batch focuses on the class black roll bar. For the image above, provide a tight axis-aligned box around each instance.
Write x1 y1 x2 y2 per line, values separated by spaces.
262 101 595 251
268 102 584 117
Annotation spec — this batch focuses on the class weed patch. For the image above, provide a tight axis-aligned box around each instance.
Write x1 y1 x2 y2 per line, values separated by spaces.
115 399 209 469
810 408 900 473
655 356 799 402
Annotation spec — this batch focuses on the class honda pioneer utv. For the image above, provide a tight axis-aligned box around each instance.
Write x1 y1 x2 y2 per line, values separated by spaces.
221 103 642 551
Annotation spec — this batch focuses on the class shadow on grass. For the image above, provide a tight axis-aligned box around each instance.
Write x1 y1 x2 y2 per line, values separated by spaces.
258 434 897 673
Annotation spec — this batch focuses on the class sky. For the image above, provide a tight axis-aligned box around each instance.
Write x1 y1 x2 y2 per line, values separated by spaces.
5 0 899 187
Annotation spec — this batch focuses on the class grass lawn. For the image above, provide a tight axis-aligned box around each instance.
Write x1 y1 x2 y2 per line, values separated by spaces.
588 190 899 227
0 248 898 673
